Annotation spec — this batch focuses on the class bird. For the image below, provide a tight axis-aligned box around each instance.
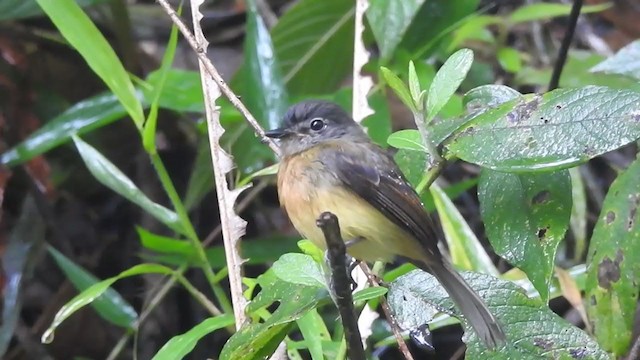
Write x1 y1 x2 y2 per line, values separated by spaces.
265 100 505 349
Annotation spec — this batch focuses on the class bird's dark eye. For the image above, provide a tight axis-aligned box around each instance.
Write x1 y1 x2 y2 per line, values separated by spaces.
309 118 326 131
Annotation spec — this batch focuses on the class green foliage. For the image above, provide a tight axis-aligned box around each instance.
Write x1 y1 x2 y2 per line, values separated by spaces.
585 157 640 355
12 0 640 359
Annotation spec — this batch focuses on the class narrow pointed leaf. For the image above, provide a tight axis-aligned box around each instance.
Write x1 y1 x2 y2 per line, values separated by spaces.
152 315 235 360
427 48 474 121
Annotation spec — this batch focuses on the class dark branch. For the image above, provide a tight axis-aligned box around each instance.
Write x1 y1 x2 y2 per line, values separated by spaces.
316 212 366 360
548 0 583 91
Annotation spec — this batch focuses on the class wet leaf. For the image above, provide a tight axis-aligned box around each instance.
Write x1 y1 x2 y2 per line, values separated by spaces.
0 197 44 355
48 247 137 328
478 169 572 302
1 93 126 166
272 0 354 95
220 260 327 360
388 270 610 359
42 264 173 344
152 315 235 360
36 0 145 128
446 86 640 172
272 253 325 288
463 84 521 113
591 39 640 81
73 136 183 234
367 0 426 62
585 157 640 355
244 0 288 130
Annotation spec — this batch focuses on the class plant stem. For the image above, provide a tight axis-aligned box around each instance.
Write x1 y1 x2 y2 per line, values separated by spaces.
149 153 233 313
416 159 446 195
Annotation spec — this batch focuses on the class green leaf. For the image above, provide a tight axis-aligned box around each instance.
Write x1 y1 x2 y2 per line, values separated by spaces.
36 0 145 128
408 61 422 105
220 264 327 360
352 286 388 302
48 247 137 328
152 315 235 360
591 39 640 81
367 0 426 62
1 93 126 166
478 169 572 302
388 270 610 359
143 17 180 153
388 129 427 152
380 67 415 112
496 47 522 73
244 0 288 130
272 0 354 95
430 183 498 275
272 253 326 288
585 157 640 355
296 310 330 360
42 264 174 344
427 48 474 121
143 69 204 113
401 0 480 58
72 136 184 234
447 86 640 172
463 84 522 112
509 3 611 24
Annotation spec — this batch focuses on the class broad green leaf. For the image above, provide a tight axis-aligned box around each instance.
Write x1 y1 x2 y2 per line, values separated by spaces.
296 310 330 360
36 0 145 128
388 129 427 152
394 148 427 187
72 136 184 234
272 253 325 288
367 0 426 62
272 0 354 95
585 157 640 355
591 39 640 81
143 69 204 113
0 0 107 21
48 247 137 328
446 86 640 172
244 0 288 130
479 169 572 302
427 48 474 121
463 84 521 112
42 264 174 344
152 315 235 360
509 3 611 24
0 197 44 355
430 183 498 275
1 93 126 166
401 0 480 58
388 270 610 359
380 67 415 112
497 47 522 73
220 265 327 360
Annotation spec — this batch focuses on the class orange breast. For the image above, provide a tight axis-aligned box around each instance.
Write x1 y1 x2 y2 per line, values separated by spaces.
277 150 427 263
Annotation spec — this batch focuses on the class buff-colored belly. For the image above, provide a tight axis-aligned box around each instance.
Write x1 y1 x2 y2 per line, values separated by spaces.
277 154 426 263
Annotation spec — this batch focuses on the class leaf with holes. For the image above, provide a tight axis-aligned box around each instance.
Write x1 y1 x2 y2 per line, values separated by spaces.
478 169 572 302
585 157 640 356
446 86 640 172
388 270 610 359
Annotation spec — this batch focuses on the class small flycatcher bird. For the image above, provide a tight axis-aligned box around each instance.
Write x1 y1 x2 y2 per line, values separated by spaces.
266 100 505 348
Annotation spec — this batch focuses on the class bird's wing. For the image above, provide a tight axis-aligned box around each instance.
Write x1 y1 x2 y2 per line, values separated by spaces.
324 145 442 259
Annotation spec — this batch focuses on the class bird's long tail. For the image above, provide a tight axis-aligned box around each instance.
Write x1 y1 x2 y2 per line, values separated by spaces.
421 260 506 349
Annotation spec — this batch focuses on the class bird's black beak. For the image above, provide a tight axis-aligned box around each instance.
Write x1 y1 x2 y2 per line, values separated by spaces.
265 128 289 139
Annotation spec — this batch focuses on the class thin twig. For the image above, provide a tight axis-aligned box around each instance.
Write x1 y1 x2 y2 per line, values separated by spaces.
625 334 640 360
155 0 280 156
548 0 583 91
351 0 374 123
316 212 366 360
358 262 415 360
188 0 248 329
